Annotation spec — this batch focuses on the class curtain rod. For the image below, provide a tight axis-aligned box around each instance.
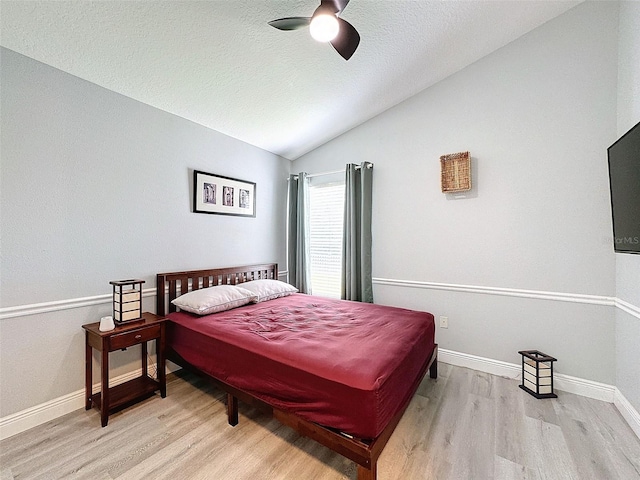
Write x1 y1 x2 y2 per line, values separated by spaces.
290 163 373 180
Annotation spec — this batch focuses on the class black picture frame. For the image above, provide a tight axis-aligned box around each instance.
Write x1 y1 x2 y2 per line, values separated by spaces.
193 170 256 217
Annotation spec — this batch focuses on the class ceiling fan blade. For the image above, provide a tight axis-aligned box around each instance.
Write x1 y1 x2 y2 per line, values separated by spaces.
321 0 350 14
330 17 360 60
268 17 311 31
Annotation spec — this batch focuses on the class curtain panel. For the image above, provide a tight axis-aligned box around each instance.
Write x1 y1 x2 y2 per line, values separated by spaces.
342 162 373 303
287 173 311 293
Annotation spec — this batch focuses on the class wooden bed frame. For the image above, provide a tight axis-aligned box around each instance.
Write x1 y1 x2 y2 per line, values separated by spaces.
157 263 438 480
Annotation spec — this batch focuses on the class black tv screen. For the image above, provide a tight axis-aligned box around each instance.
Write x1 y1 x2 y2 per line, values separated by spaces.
607 121 640 254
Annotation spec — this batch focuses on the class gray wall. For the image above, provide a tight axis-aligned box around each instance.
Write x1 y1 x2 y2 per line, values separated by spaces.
293 2 622 384
615 1 640 414
0 48 289 416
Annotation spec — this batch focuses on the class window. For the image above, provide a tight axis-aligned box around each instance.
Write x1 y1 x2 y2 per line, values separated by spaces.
309 182 344 298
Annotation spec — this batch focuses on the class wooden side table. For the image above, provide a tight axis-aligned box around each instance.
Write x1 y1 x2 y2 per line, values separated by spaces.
83 312 167 426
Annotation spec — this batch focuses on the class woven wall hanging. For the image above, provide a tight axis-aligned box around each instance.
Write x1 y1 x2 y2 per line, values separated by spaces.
440 151 471 193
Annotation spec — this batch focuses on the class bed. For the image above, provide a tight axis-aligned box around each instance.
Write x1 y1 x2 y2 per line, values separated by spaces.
157 263 438 480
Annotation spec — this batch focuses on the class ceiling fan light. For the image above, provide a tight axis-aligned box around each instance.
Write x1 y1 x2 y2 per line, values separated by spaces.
309 14 339 42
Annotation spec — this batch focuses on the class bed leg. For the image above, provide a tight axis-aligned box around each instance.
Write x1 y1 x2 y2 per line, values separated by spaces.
227 393 238 426
357 462 377 480
429 358 438 379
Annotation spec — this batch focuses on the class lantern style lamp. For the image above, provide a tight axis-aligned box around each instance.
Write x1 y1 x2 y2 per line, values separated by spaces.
518 350 557 399
110 279 145 323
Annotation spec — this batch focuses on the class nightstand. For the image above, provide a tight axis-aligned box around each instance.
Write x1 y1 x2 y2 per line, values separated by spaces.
83 312 167 427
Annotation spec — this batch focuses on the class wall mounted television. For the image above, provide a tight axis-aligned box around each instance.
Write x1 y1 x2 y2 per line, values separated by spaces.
607 121 640 254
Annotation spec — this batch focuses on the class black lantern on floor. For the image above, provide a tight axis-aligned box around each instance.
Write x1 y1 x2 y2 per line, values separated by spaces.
518 350 557 399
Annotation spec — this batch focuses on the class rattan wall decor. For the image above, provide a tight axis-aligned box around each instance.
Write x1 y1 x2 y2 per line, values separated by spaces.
440 151 471 193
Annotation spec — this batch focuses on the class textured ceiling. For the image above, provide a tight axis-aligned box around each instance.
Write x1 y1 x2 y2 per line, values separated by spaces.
1 1 581 160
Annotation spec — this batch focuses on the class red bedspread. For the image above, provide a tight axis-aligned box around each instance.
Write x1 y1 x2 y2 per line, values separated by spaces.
167 294 435 438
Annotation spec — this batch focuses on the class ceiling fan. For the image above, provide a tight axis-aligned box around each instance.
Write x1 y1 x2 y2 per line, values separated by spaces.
268 0 360 61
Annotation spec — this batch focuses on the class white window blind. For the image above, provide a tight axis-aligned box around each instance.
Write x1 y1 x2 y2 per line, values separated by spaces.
309 182 344 299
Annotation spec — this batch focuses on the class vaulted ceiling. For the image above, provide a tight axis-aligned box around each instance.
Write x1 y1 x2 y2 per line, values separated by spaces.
1 1 581 160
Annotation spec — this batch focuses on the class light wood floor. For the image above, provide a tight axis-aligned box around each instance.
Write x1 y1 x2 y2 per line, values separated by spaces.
2 363 639 479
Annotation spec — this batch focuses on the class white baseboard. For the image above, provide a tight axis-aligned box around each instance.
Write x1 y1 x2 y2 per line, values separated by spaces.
0 365 179 441
614 388 640 439
439 348 640 439
439 348 616 402
0 388 87 441
2 351 637 442
439 348 522 380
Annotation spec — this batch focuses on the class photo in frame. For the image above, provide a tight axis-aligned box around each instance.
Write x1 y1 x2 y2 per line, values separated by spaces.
193 170 256 217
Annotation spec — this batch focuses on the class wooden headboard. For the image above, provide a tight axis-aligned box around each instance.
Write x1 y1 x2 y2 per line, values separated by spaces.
156 263 278 316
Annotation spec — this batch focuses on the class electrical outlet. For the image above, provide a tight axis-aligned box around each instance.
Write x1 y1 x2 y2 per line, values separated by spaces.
440 316 448 329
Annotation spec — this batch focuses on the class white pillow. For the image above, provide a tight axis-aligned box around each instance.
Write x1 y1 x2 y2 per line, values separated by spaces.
171 285 258 315
240 279 298 303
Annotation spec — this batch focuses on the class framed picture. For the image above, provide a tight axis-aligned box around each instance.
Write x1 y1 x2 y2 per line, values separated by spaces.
193 170 256 217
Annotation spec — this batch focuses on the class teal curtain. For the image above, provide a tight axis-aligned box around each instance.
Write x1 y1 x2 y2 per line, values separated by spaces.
342 162 373 303
287 173 311 293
